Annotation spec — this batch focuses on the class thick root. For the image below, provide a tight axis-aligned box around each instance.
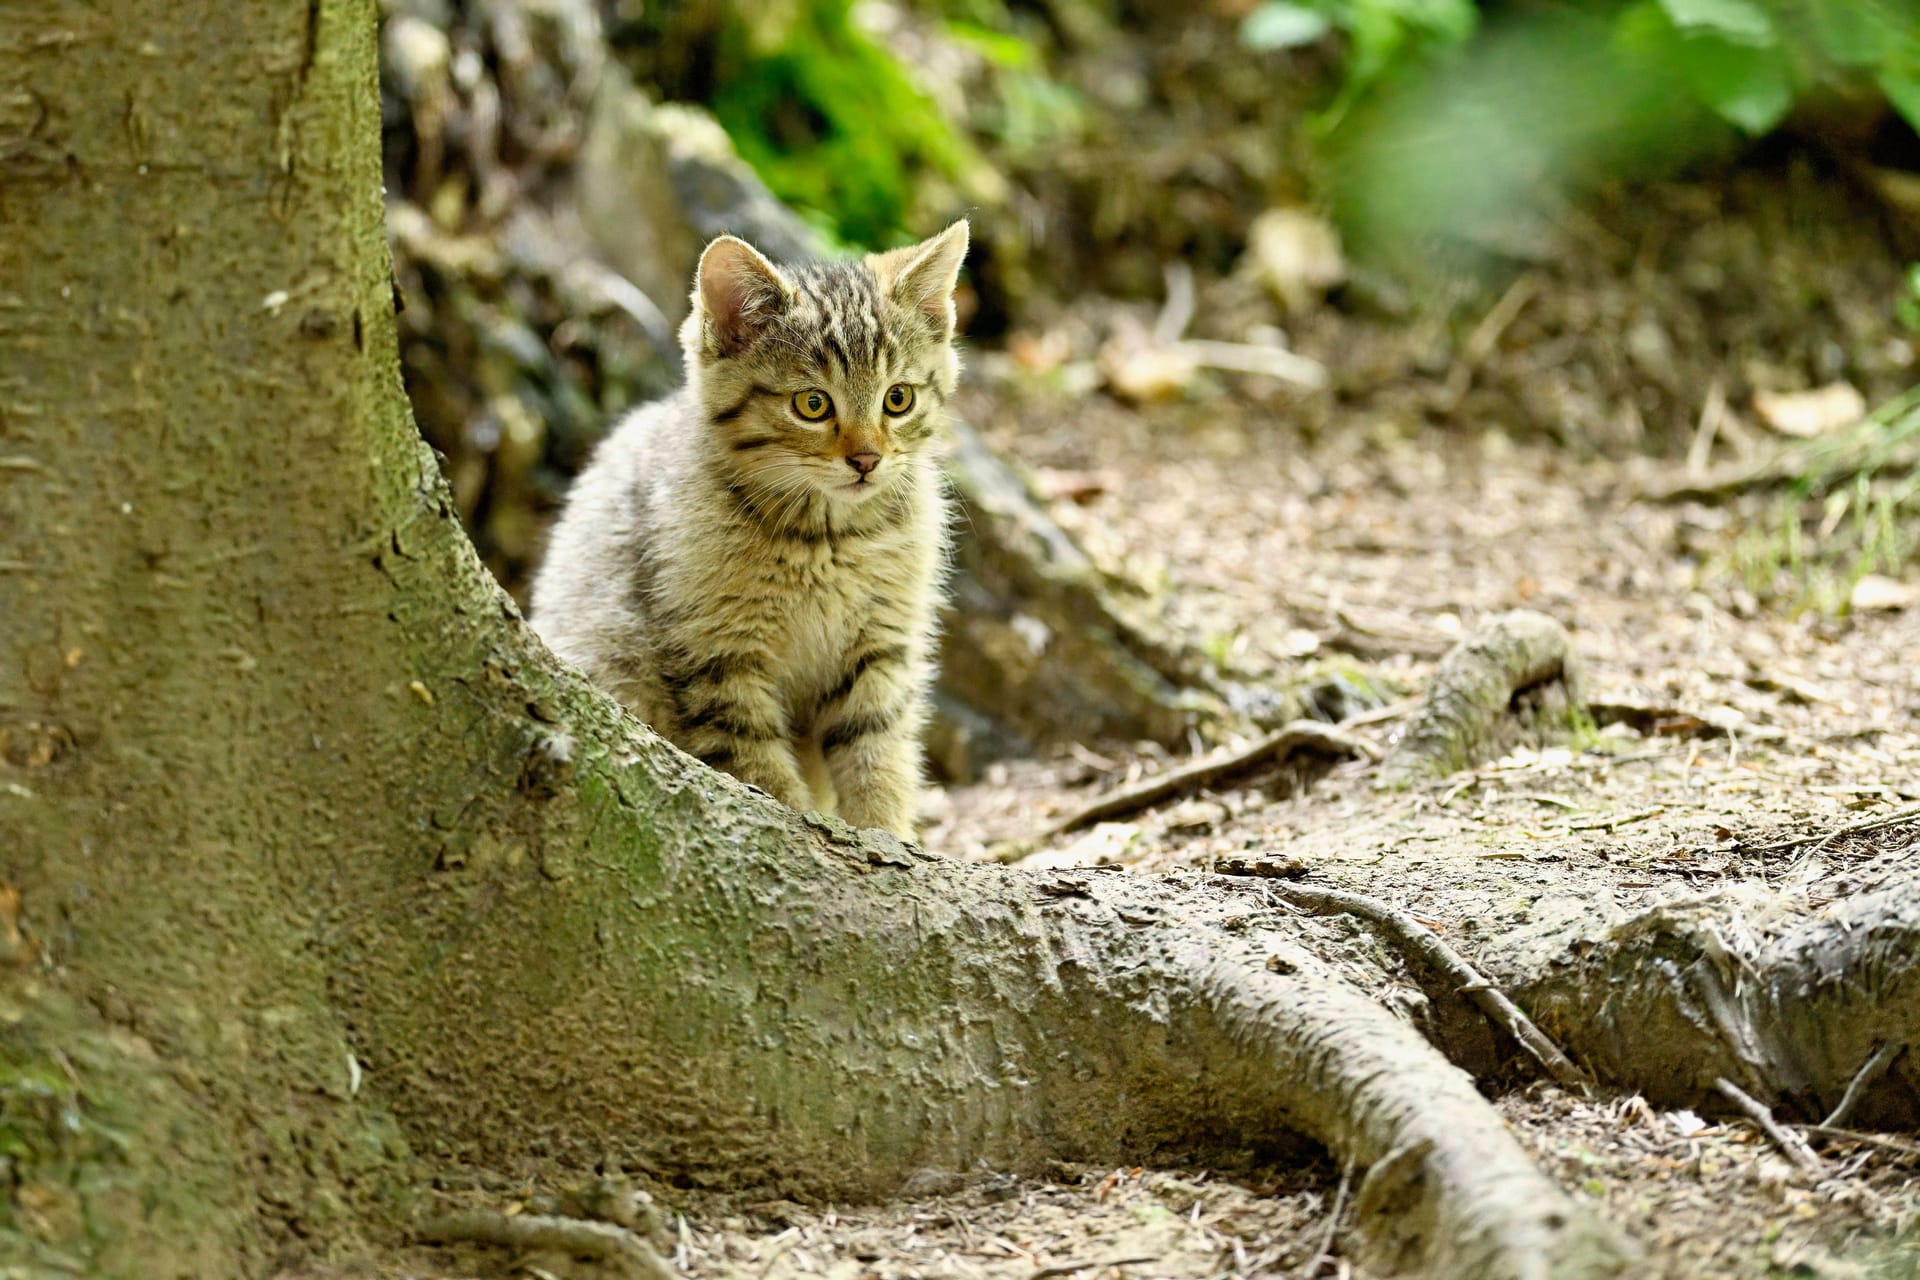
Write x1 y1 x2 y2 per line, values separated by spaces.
1382 610 1585 785
1508 872 1920 1128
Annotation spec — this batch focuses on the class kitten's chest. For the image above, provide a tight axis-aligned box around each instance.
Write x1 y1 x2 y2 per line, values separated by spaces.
690 513 926 673
760 535 921 675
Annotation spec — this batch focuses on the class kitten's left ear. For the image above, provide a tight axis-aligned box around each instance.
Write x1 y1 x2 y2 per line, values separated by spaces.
871 220 969 336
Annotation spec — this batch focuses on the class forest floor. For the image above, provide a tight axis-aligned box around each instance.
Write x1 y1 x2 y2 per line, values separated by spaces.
910 373 1920 1280
388 158 1920 1278
399 369 1920 1280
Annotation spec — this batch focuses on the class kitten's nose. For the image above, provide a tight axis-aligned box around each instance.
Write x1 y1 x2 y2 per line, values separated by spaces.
845 452 881 477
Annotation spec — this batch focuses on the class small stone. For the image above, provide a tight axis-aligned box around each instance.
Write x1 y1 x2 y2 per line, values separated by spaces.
1849 574 1914 613
1241 208 1346 315
1752 382 1865 438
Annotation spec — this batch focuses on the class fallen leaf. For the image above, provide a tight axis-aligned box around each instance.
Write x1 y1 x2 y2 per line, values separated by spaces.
1751 383 1865 438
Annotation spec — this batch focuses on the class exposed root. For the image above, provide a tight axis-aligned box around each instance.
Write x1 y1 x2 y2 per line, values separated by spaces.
1045 721 1378 836
1511 873 1920 1127
1382 610 1585 785
417 1208 677 1280
1264 881 1590 1092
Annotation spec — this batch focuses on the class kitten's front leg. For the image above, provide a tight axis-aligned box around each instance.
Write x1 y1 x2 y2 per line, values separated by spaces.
664 658 811 812
818 646 925 839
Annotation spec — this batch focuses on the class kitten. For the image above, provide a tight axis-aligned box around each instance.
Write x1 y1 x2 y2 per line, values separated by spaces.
530 222 968 839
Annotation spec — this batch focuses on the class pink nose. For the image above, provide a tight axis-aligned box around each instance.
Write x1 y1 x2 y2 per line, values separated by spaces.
846 452 880 476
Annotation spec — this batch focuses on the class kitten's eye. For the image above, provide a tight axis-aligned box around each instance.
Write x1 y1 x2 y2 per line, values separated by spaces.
883 384 915 416
792 389 834 422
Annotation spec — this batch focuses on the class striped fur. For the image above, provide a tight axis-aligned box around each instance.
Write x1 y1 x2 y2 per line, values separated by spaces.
530 223 968 838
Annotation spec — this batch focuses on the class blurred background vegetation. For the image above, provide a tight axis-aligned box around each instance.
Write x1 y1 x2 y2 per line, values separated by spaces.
378 0 1920 615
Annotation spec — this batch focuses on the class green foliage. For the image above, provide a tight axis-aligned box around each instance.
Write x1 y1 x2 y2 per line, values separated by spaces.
1321 8 1729 270
1240 0 1477 126
1256 0 1920 137
703 2 975 247
1632 0 1920 136
1255 0 1920 261
942 16 1085 156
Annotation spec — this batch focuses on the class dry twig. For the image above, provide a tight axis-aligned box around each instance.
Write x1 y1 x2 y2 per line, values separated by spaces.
1822 1041 1904 1128
1802 1125 1920 1159
1714 1078 1824 1173
1297 1156 1355 1279
1047 721 1378 836
1262 881 1591 1092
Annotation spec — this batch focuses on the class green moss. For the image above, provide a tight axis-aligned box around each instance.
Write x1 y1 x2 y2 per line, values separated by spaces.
0 990 244 1279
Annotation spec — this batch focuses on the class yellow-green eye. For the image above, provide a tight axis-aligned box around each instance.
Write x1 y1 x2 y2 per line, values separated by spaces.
792 389 834 422
883 383 915 416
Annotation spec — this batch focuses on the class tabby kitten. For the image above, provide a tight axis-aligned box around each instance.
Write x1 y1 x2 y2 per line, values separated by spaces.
530 222 968 839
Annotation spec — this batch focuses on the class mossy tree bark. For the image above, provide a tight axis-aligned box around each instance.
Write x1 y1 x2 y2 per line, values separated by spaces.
2 5 1626 1279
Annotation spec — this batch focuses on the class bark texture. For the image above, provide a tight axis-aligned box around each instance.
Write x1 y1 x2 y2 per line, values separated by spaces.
1 5 1627 1279
1507 876 1920 1128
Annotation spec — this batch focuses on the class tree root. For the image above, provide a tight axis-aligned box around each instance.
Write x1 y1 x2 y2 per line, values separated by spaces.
1262 881 1590 1092
345 698 1635 1280
1382 611 1585 785
1045 721 1378 836
1508 873 1920 1128
416 1208 676 1280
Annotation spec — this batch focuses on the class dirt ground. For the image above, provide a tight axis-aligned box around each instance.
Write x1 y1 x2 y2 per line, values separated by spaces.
394 360 1919 1280
911 369 1920 1279
380 145 1920 1277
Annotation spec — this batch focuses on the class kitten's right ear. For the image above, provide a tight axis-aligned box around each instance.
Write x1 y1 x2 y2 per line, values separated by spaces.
695 236 791 358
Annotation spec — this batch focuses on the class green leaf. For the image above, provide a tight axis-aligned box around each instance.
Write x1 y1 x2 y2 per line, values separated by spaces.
1240 2 1332 52
942 20 1038 70
1803 0 1892 65
1880 69 1920 132
1656 0 1775 45
1681 31 1795 132
1398 0 1477 45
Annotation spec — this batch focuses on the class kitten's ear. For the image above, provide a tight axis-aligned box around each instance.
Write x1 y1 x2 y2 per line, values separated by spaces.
871 220 969 336
695 235 791 358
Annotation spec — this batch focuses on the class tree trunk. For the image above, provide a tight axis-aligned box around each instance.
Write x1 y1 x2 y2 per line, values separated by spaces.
1 5 1624 1279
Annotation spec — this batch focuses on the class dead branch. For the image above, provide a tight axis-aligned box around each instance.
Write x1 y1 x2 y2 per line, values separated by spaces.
1172 338 1329 389
417 1208 677 1280
1047 721 1378 836
1823 1042 1905 1129
1714 1078 1823 1173
1265 881 1591 1092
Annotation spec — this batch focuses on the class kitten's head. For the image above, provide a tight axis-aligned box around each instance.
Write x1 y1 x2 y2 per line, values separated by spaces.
680 222 968 513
